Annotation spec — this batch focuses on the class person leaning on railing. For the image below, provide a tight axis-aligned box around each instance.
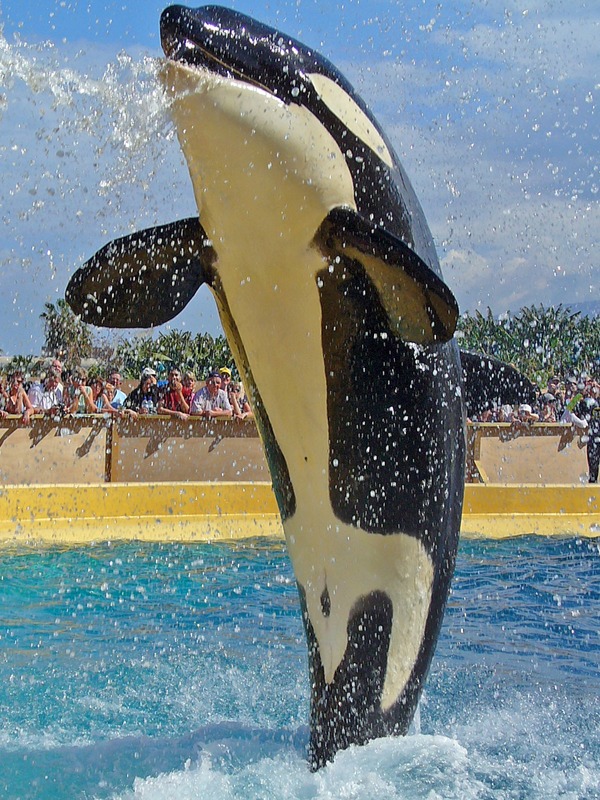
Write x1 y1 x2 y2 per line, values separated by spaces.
123 368 161 418
1 371 34 425
157 367 191 420
89 377 122 416
65 367 95 414
27 368 63 416
190 371 232 419
227 382 253 421
108 371 127 408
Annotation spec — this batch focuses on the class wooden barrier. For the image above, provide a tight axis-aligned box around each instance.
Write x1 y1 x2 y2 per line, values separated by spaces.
466 422 589 484
0 415 592 486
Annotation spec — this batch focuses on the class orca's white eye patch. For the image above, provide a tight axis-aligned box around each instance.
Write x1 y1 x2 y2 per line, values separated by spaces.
307 73 394 169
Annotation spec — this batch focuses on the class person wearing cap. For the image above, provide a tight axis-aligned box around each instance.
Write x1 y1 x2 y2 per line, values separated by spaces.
539 393 557 422
219 367 232 394
190 371 232 418
516 403 539 424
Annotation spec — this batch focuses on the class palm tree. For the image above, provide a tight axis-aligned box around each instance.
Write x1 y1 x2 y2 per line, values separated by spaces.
457 304 600 383
40 299 93 366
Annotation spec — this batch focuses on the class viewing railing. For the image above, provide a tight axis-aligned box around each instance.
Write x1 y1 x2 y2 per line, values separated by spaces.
466 422 588 484
0 416 590 486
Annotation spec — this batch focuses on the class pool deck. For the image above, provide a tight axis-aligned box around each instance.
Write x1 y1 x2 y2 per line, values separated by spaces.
0 481 597 544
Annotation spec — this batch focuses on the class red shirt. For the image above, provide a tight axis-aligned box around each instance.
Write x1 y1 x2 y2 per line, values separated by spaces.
162 386 192 412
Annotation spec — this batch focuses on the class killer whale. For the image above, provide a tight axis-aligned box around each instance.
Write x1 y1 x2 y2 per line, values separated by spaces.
66 5 466 769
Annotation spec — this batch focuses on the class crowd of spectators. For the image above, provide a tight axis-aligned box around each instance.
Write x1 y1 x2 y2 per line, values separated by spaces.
0 362 254 425
0 359 597 482
469 373 600 483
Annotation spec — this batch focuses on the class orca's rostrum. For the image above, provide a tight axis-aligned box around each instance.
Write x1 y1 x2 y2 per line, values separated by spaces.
66 5 466 769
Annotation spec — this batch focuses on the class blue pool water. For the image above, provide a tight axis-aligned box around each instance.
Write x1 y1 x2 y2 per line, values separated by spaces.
0 536 598 799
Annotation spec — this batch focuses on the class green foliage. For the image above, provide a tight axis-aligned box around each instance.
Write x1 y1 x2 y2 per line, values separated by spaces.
20 300 599 388
6 355 44 378
112 329 235 379
457 304 600 385
40 299 93 366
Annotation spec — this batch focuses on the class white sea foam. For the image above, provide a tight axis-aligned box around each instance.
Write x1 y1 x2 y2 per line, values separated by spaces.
110 734 481 800
105 720 600 800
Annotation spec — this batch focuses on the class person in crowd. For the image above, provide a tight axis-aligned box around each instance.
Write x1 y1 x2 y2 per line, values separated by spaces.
108 371 127 408
219 366 233 394
538 393 558 422
182 371 196 396
190 370 232 418
469 407 495 422
158 367 191 419
123 369 161 416
89 377 122 415
564 376 581 406
65 367 95 414
50 358 64 394
578 381 600 483
0 378 7 418
2 371 34 424
514 403 539 428
587 404 600 483
28 368 63 415
560 394 588 431
497 404 514 423
228 381 253 420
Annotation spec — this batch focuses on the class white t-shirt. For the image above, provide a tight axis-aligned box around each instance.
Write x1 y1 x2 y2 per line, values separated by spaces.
29 383 63 410
190 386 232 414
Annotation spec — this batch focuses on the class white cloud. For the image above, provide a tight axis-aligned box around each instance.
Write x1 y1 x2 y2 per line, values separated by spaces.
343 2 598 317
0 1 597 356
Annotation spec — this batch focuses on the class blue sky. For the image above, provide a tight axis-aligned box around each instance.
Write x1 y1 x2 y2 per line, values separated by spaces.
0 0 598 355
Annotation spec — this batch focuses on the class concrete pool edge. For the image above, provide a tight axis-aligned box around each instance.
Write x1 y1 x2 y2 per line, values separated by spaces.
0 482 598 544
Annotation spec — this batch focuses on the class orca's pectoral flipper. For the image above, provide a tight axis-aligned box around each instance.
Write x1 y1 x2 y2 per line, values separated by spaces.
315 207 458 344
65 218 216 328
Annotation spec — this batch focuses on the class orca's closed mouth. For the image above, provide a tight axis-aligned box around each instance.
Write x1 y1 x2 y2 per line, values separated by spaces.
160 4 279 92
159 4 329 105
160 5 236 80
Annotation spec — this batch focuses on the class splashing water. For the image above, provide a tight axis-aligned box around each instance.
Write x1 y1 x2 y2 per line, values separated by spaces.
0 32 172 186
0 32 198 352
0 537 598 799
